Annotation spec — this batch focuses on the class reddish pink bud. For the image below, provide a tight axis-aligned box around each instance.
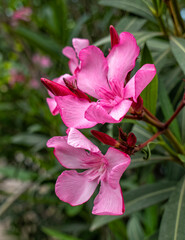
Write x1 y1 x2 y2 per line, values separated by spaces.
41 78 76 97
127 133 137 147
63 78 91 102
118 128 127 142
109 25 119 48
131 96 143 113
91 130 119 147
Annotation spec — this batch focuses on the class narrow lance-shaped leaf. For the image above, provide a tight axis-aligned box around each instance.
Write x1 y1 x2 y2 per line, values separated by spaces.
99 0 156 22
158 78 181 141
140 44 158 115
170 37 185 75
90 181 176 231
159 176 185 240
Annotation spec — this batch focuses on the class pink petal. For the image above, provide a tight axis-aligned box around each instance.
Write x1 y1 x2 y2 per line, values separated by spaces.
105 147 131 170
67 128 99 152
55 170 98 206
46 98 59 115
62 46 78 74
77 46 109 98
109 100 132 121
92 180 124 215
72 38 89 57
124 64 156 102
85 103 120 124
107 32 140 83
55 95 97 129
47 136 99 169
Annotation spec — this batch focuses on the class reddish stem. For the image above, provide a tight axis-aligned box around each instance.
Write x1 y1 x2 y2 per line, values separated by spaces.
134 130 164 152
164 93 185 129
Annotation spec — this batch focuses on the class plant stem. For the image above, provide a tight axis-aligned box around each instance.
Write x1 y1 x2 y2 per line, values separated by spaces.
135 130 164 151
166 0 182 36
164 93 185 128
172 0 185 33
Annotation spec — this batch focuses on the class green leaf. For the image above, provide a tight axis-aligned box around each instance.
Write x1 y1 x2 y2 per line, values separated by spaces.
90 181 176 231
14 27 62 58
116 16 147 33
128 155 171 169
158 79 181 140
0 166 37 181
159 176 185 240
127 214 144 240
99 0 156 22
170 37 185 75
42 227 81 240
140 44 158 115
144 232 159 240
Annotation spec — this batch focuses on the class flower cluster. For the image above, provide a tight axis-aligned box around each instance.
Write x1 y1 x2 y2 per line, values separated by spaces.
41 26 156 215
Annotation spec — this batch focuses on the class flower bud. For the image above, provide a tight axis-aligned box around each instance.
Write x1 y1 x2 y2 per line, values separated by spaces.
109 25 119 48
91 130 119 147
41 78 76 97
131 96 143 113
127 133 137 147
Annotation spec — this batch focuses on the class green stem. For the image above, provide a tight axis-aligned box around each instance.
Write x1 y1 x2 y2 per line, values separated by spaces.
164 129 185 154
168 0 182 35
172 0 185 33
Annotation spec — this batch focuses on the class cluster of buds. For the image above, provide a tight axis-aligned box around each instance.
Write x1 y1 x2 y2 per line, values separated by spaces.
91 129 137 155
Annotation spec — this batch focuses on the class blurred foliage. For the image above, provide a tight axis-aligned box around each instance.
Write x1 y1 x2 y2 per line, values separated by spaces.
0 0 185 239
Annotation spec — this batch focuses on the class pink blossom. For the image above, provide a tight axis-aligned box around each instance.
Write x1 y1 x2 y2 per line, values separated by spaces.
47 128 131 215
12 7 32 25
54 26 156 127
9 69 25 86
32 54 52 68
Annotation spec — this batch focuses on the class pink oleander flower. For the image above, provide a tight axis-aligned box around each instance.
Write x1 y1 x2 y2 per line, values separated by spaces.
42 26 156 129
47 128 131 215
12 7 32 25
32 54 52 68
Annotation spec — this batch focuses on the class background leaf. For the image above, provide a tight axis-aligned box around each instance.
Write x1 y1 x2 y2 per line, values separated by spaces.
99 0 156 22
90 181 176 231
159 176 185 240
140 43 158 115
170 37 185 75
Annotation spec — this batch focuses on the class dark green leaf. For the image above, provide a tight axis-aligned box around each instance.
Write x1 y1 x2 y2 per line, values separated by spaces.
159 176 185 240
14 27 62 58
170 37 185 75
140 44 158 115
90 181 176 231
99 0 156 22
116 16 147 33
158 79 181 140
42 227 81 240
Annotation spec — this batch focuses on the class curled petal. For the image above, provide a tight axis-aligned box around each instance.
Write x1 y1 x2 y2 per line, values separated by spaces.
56 170 98 206
46 98 59 115
72 38 89 57
107 32 140 83
55 95 97 129
47 136 99 169
85 103 119 124
92 180 124 215
67 128 99 152
109 100 132 121
62 46 78 74
124 64 156 102
77 46 109 98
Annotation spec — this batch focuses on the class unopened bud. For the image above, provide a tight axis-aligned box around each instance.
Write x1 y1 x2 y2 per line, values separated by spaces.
109 25 119 48
91 130 119 147
63 78 91 102
41 78 76 97
118 128 127 142
131 96 143 113
127 133 137 147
